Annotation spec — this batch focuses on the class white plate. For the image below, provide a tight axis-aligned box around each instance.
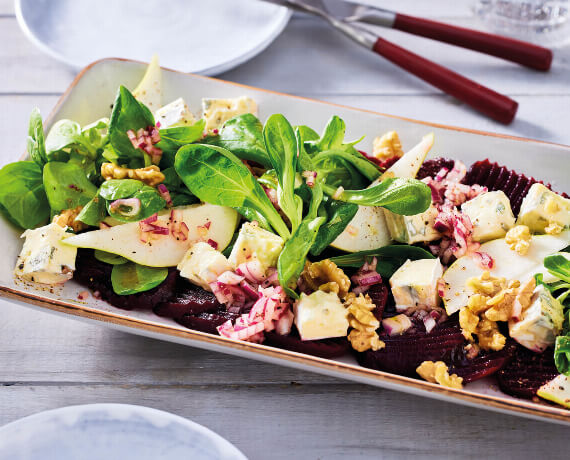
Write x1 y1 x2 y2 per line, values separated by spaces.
0 404 247 460
1 58 570 425
15 0 291 75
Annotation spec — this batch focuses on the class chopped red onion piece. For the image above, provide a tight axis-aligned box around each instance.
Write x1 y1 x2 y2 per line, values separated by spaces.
207 239 218 250
157 184 173 207
109 198 141 217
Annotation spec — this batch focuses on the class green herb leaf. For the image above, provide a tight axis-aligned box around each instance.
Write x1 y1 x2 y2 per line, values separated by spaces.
263 114 302 232
27 108 47 167
76 195 107 226
175 144 290 239
108 85 155 168
323 177 431 216
313 148 379 182
156 119 206 166
111 262 168 295
43 161 98 213
161 167 197 207
0 161 49 229
94 250 128 265
545 254 570 284
213 114 271 168
99 179 145 201
310 199 358 256
278 215 326 299
330 244 435 277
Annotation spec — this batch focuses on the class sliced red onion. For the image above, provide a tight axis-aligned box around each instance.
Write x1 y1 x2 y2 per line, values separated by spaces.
204 221 211 229
217 271 245 285
109 198 141 217
236 260 266 284
141 213 158 224
157 184 173 207
423 315 437 333
149 223 169 235
240 280 260 300
473 251 494 269
274 309 294 335
382 314 412 336
207 239 218 250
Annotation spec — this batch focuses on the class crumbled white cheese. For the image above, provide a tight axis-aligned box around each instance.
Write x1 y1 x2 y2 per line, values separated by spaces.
178 242 232 291
390 258 443 311
461 191 515 242
15 223 77 284
228 222 284 271
202 96 257 132
294 290 349 341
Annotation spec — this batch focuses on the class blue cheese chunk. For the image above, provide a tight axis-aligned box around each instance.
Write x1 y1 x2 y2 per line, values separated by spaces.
294 290 349 341
202 96 257 132
384 204 441 244
178 242 232 291
154 98 196 129
517 183 570 233
228 222 284 271
14 223 77 285
461 191 515 242
389 258 443 311
509 285 564 352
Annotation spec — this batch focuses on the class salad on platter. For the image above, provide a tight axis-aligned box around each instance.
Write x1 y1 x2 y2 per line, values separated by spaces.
3 58 570 408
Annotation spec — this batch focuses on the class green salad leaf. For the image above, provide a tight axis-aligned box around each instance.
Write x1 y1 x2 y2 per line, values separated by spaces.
313 149 379 182
330 244 435 277
94 250 128 265
263 114 303 232
175 144 290 239
278 215 326 299
43 161 98 213
322 177 431 216
111 262 168 295
0 161 49 229
46 118 109 162
310 198 358 256
27 108 47 167
213 114 271 168
99 179 166 222
76 195 107 226
156 119 206 167
108 86 155 168
161 167 198 207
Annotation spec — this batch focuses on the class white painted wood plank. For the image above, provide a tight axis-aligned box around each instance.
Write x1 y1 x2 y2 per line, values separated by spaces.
1 16 568 96
1 385 569 460
0 300 339 385
0 0 12 15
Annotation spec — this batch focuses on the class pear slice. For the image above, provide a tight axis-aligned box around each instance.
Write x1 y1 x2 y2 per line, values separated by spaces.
537 374 570 408
330 133 434 252
381 132 435 180
64 204 239 267
133 54 162 112
442 231 570 315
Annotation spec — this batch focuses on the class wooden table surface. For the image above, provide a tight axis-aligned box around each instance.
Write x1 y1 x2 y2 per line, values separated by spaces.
1 1 569 458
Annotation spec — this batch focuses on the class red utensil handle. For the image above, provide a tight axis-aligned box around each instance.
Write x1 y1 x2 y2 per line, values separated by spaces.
373 37 518 124
393 13 552 71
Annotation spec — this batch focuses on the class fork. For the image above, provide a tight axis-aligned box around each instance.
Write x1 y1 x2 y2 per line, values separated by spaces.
260 0 521 124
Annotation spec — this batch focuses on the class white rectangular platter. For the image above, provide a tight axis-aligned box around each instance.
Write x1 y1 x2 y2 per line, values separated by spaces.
1 58 569 425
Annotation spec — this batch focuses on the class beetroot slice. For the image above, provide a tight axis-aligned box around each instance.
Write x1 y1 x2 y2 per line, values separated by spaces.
264 330 350 359
176 310 240 335
463 159 568 215
356 321 465 376
154 279 222 320
368 283 389 321
74 250 177 311
496 345 559 399
416 158 455 180
450 342 516 383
